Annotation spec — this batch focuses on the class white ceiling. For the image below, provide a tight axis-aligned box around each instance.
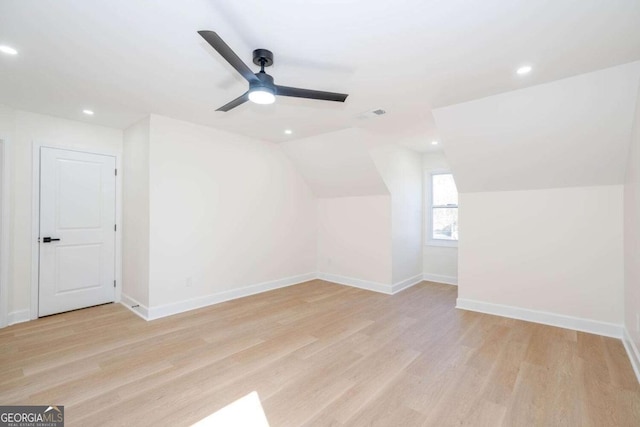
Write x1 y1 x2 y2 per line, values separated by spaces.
433 62 640 193
1 0 640 144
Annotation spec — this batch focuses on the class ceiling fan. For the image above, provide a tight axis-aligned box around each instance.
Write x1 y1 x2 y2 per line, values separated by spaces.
198 31 349 112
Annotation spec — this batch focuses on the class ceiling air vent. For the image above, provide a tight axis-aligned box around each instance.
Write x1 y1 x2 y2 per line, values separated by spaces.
356 108 387 120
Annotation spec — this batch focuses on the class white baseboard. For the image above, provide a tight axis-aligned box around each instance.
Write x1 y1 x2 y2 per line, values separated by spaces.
120 294 150 320
456 298 623 339
422 273 457 286
317 272 424 295
124 270 419 321
146 272 316 321
623 328 640 384
391 274 424 294
317 272 393 295
7 309 30 326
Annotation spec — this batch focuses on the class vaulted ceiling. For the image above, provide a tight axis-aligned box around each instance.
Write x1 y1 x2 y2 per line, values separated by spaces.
1 0 640 144
434 62 640 192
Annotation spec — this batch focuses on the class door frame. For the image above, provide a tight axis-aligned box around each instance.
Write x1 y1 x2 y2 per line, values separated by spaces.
0 136 10 328
30 141 122 320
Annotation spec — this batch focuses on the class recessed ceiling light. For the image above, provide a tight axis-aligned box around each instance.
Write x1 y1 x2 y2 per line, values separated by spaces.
82 109 94 116
431 141 439 146
0 45 18 55
516 65 532 75
284 129 293 135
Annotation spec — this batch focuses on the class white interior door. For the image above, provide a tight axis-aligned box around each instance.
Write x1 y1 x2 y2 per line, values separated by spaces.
39 147 116 317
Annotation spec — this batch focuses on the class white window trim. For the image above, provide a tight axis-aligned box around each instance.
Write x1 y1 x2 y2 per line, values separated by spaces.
425 170 458 248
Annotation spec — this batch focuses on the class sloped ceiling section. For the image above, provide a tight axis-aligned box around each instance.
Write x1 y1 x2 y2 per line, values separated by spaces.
280 128 389 198
433 62 640 193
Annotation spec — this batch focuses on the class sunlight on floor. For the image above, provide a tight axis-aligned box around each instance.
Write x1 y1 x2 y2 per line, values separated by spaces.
191 391 270 426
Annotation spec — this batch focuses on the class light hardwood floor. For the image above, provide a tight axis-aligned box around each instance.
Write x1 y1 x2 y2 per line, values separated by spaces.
1 280 639 426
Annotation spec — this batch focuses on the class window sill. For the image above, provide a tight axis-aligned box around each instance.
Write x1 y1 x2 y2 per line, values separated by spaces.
426 240 458 248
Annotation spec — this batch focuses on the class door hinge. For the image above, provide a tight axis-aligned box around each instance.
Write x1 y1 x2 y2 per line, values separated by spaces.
114 224 117 232
115 168 118 176
114 280 116 288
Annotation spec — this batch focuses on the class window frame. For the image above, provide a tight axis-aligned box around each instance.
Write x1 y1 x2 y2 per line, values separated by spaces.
426 171 458 247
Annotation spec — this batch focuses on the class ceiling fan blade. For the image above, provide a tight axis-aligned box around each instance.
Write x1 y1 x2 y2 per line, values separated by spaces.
275 85 348 102
198 31 258 83
216 92 250 112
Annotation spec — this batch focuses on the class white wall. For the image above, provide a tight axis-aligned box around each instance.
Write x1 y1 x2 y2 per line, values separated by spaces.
284 128 425 288
432 64 637 335
624 83 640 359
422 153 458 283
0 106 122 319
317 195 392 285
123 117 150 307
0 105 15 135
146 115 317 308
459 185 624 325
370 145 423 283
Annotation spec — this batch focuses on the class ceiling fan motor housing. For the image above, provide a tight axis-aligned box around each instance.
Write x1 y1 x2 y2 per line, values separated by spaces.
251 71 275 93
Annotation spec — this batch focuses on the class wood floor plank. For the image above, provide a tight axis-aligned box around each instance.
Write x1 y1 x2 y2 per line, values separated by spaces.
0 280 638 426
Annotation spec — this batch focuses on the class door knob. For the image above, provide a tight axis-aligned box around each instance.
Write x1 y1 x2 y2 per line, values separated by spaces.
42 237 61 243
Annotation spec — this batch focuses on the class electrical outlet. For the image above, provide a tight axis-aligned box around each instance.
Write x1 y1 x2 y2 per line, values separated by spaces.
186 277 193 288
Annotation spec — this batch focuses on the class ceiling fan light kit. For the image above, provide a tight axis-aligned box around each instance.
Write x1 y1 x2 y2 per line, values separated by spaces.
248 88 275 104
198 31 349 111
248 62 276 105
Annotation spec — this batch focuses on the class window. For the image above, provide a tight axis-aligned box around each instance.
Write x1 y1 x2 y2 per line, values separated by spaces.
429 173 458 244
